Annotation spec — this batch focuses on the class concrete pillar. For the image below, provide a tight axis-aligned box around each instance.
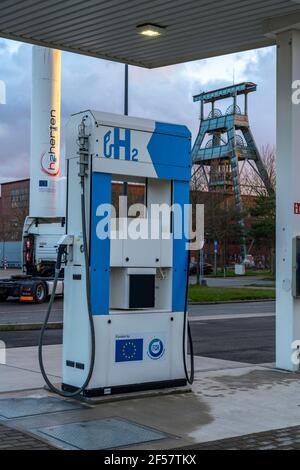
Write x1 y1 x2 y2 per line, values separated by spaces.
276 30 300 370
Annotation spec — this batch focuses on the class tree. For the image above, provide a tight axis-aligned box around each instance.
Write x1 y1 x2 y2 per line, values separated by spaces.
248 193 276 273
204 193 245 269
240 145 276 196
190 181 244 277
242 146 276 273
190 145 276 276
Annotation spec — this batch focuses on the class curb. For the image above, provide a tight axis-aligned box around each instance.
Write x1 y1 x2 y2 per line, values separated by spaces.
0 322 62 332
189 298 275 305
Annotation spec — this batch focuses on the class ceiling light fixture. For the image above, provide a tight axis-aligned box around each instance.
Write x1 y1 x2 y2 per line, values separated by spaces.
136 23 166 37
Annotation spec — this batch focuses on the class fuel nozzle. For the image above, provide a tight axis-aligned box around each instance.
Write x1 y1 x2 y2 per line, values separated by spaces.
55 244 66 272
56 235 74 272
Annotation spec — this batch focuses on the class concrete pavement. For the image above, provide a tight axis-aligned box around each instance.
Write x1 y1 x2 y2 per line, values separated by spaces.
0 345 61 393
2 344 300 450
0 290 288 450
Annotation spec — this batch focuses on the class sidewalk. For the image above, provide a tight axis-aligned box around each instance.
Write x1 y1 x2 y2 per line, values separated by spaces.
2 422 300 450
1 345 300 450
0 422 54 450
182 426 300 450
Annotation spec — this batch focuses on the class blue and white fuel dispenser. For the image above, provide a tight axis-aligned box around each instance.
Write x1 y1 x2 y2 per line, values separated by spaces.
39 110 193 397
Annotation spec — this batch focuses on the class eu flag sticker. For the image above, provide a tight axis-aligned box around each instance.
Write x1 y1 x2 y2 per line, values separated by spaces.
115 338 143 362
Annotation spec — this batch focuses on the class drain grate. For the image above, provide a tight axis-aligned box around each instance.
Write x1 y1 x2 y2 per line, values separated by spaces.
38 417 169 449
0 396 87 419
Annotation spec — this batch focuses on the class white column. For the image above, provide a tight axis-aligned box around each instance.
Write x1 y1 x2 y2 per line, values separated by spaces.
276 30 300 370
30 46 62 218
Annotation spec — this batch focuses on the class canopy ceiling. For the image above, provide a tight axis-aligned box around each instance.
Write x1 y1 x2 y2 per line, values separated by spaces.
1 1 300 67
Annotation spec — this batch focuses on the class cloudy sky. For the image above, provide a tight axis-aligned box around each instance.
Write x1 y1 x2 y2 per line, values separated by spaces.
0 39 276 184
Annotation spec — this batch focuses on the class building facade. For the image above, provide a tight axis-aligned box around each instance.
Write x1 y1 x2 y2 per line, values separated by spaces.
0 178 29 241
0 178 272 268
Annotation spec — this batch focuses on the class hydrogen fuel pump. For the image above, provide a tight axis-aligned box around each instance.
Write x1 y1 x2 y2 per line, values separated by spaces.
39 110 194 396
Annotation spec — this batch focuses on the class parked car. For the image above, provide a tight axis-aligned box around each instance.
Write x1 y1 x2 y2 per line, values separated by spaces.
189 261 213 275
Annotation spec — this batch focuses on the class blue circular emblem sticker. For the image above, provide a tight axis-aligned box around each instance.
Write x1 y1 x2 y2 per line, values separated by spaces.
147 338 165 360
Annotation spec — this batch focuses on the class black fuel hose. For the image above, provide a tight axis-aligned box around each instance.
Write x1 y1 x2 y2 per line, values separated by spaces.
182 250 194 384
38 177 96 397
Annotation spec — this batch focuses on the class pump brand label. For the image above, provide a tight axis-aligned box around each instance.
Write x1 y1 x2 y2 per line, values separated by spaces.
103 127 138 162
92 120 191 182
40 109 60 177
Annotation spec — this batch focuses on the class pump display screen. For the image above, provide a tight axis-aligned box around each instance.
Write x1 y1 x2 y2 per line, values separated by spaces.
293 236 300 297
129 275 155 308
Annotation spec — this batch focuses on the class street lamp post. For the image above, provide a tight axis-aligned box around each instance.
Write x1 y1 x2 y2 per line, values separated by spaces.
124 64 128 116
0 80 5 270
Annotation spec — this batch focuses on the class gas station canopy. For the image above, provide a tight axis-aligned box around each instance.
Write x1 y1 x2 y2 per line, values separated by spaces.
1 0 300 68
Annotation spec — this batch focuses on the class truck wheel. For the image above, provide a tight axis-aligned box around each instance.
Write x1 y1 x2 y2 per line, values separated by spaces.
35 282 47 304
0 293 8 302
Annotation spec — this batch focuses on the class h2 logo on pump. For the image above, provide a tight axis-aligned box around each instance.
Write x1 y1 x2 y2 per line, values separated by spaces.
103 127 138 162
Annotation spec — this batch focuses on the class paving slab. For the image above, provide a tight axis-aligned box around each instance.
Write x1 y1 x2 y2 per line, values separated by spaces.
0 395 88 419
38 417 169 450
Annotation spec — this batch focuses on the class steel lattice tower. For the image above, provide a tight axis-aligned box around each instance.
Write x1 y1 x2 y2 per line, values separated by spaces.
192 82 273 260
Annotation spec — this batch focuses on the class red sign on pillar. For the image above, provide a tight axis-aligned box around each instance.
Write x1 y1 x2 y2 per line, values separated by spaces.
294 203 300 215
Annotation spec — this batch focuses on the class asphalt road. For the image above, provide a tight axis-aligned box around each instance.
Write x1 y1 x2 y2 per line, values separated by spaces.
0 298 275 324
0 316 275 364
0 298 63 324
0 299 276 364
191 316 275 364
0 328 63 348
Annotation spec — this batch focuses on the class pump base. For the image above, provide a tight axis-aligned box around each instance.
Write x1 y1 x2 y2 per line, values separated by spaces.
62 378 187 397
